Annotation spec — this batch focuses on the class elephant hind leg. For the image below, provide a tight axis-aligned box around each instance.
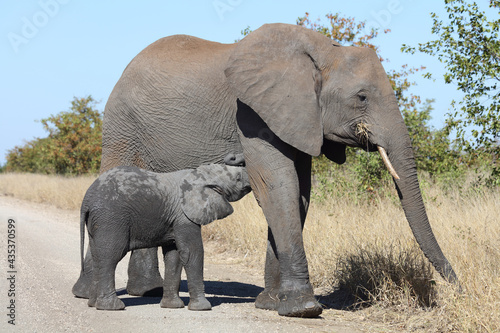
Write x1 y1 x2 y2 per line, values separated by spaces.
95 288 125 310
88 228 128 310
72 247 93 299
255 228 280 310
126 248 164 297
93 255 127 310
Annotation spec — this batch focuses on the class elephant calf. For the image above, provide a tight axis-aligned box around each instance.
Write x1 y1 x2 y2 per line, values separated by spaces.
77 164 250 311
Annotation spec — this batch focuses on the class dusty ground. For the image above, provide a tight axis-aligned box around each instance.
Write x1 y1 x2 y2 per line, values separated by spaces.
0 196 382 332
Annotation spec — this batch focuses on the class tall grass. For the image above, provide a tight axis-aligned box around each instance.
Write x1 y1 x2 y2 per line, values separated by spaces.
1 172 499 331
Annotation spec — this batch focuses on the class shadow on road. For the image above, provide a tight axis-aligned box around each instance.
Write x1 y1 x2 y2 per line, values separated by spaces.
317 288 358 311
118 279 263 308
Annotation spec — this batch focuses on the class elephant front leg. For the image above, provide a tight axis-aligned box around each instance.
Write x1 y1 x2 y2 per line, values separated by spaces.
126 248 164 296
160 243 185 308
255 153 312 312
252 163 320 317
237 108 320 317
174 223 211 311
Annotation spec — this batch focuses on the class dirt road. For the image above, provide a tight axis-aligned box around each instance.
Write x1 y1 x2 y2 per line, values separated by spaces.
0 196 363 332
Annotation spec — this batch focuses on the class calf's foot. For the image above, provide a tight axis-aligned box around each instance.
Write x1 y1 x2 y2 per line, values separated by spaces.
188 297 212 311
160 295 185 308
95 294 125 311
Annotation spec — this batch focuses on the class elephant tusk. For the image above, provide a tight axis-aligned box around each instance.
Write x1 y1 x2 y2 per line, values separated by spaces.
377 146 400 180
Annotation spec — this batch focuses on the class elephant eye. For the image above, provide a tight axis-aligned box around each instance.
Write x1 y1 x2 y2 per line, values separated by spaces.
358 94 367 103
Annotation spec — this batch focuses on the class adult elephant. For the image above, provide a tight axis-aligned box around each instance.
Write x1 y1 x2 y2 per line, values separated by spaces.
73 23 458 317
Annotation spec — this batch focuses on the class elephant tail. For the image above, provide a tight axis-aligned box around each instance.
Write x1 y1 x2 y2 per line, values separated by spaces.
80 208 89 273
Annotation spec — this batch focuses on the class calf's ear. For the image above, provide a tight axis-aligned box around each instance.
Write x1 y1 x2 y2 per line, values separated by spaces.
180 174 234 225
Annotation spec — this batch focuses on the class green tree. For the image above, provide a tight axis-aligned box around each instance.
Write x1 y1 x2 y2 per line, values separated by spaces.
402 99 460 175
402 0 500 184
6 96 102 174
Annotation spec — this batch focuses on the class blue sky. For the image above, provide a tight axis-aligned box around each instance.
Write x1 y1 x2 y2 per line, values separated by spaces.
0 1 470 164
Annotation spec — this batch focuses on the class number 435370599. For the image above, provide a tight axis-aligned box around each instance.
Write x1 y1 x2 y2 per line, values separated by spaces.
7 219 16 270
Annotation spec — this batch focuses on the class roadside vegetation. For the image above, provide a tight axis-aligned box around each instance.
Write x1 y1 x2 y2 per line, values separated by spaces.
1 168 498 331
1 2 498 331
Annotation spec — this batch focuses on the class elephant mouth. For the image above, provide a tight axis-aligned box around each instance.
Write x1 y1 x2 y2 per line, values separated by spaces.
354 123 379 152
354 123 400 180
242 185 252 196
212 185 252 202
209 185 226 197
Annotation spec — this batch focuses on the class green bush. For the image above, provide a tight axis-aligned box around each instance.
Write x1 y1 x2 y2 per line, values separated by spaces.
5 96 102 175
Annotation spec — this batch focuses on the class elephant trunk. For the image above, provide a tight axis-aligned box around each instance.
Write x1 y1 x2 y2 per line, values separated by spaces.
379 127 458 284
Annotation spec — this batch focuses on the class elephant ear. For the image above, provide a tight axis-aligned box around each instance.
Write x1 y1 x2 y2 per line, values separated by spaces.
180 170 234 225
225 23 329 157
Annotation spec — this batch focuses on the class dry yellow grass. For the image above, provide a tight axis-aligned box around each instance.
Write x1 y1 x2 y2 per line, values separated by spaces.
1 172 499 331
0 172 96 210
206 182 500 332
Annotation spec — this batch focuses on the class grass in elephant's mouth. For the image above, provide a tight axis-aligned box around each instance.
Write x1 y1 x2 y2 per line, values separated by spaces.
0 172 499 332
355 122 371 145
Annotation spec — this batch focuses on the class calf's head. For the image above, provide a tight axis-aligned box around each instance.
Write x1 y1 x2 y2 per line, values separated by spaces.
180 164 250 225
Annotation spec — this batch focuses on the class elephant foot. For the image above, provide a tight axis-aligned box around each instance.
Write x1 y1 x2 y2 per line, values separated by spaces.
188 297 212 311
72 275 91 299
255 288 279 310
126 277 164 297
160 296 185 308
276 283 322 318
95 295 126 311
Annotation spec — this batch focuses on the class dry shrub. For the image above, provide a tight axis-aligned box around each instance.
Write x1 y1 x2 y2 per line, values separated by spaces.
334 241 436 309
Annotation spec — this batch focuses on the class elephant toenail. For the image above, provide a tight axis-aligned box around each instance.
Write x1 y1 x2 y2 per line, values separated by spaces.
305 301 316 309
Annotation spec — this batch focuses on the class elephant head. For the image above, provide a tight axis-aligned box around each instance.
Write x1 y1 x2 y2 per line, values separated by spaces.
180 164 251 225
225 23 457 283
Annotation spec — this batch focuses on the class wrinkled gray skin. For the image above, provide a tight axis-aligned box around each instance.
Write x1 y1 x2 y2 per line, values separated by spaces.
74 23 458 317
76 164 250 311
